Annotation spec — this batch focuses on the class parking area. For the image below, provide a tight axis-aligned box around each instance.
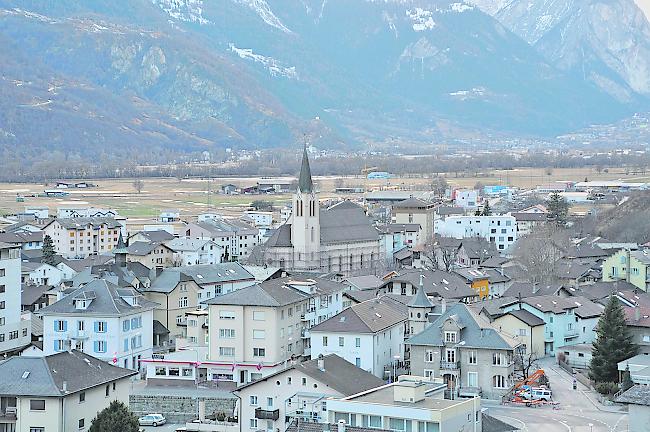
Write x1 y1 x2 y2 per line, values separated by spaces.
140 424 182 432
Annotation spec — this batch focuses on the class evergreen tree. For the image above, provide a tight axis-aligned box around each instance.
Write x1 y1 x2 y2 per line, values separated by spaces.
474 208 481 216
481 201 491 216
42 235 56 265
547 192 569 225
589 296 637 384
622 364 634 392
89 401 139 432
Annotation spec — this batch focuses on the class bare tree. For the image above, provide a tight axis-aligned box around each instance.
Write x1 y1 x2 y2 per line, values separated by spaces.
430 176 448 198
514 350 542 381
512 225 568 284
132 178 144 194
420 238 458 271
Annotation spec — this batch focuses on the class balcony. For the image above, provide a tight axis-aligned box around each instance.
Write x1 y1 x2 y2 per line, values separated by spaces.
255 408 279 420
72 330 89 340
458 387 482 398
0 397 17 422
439 360 460 370
565 328 579 338
301 329 310 339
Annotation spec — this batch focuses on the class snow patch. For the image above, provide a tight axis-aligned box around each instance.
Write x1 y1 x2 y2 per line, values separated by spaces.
449 87 489 100
229 44 297 79
406 8 436 31
450 3 474 13
382 11 399 38
232 0 293 34
151 0 210 24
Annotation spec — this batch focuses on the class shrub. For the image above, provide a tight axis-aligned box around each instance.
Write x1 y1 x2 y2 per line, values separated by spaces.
216 412 226 422
594 381 619 395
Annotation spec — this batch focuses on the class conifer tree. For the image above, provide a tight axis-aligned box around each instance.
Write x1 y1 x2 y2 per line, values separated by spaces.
481 201 491 216
547 192 569 225
42 235 56 265
89 401 139 432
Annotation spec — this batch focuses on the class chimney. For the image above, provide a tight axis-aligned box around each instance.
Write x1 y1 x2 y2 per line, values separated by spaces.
317 354 325 371
635 307 641 322
441 298 447 314
62 381 68 393
338 420 346 432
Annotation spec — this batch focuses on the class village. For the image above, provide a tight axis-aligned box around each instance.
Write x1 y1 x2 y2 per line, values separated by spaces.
0 148 649 432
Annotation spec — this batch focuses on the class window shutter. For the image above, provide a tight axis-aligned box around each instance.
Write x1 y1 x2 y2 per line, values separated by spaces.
94 321 99 332
102 321 107 332
54 320 59 332
62 321 67 332
94 341 99 353
124 339 129 352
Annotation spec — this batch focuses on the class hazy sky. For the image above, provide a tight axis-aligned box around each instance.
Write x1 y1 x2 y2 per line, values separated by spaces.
635 0 650 19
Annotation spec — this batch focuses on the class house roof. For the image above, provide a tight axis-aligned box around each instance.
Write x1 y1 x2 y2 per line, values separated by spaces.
168 263 254 285
298 147 314 193
165 238 218 252
510 212 547 222
459 238 498 260
553 261 597 280
37 279 158 316
502 282 563 298
470 296 518 319
21 284 51 306
482 414 520 432
631 249 650 265
130 230 175 243
125 241 159 256
381 269 477 300
480 256 510 268
625 307 650 328
616 385 650 406
345 275 384 290
435 206 465 216
0 231 43 244
564 244 610 259
46 217 122 230
62 255 114 273
311 297 406 334
392 197 433 209
143 270 194 294
506 295 603 318
0 350 136 397
407 303 521 350
203 279 309 307
506 309 545 327
237 354 384 396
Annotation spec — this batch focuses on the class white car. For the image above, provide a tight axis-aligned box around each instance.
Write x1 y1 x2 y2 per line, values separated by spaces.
138 414 167 427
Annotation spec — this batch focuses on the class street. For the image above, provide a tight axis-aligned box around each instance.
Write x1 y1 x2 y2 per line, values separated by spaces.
486 358 628 431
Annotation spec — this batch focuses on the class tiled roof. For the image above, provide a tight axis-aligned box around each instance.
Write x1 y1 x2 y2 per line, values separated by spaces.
382 269 477 300
507 309 545 327
616 385 650 406
311 297 406 334
168 263 254 285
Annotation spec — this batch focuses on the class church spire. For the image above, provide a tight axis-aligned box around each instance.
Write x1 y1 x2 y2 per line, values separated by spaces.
298 144 313 193
409 274 433 308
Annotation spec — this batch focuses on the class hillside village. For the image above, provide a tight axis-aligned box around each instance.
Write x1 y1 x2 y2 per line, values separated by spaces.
2 149 650 432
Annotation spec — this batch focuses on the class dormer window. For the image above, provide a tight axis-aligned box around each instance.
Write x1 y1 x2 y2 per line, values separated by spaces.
444 331 457 343
124 296 139 307
75 299 88 310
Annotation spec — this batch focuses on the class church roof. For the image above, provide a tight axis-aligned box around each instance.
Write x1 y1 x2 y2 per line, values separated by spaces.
409 277 434 308
298 147 313 193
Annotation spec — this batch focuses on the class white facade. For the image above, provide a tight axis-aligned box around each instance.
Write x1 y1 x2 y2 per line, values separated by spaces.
165 238 223 266
43 219 124 259
244 211 273 228
0 243 30 354
40 311 154 370
454 190 479 209
310 323 405 379
22 263 65 286
435 215 517 252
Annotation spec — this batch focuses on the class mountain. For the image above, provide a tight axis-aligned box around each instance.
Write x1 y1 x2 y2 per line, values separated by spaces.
0 0 647 173
470 0 650 102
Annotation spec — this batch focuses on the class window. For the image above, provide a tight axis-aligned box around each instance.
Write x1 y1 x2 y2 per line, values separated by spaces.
425 350 434 362
155 367 167 376
253 348 266 357
0 285 4 293
467 350 477 364
339 337 345 347
79 392 85 403
519 328 527 336
30 428 45 432
54 339 66 352
219 310 235 320
362 415 382 428
30 400 46 411
220 329 236 339
389 418 409 432
444 331 457 343
105 385 110 397
94 341 107 353
302 378 307 386
54 320 67 332
123 320 130 332
78 418 85 429
322 336 328 347
493 375 507 388
169 367 180 376
250 419 258 429
253 311 265 321
445 349 456 363
253 330 265 339
178 297 189 308
468 372 478 387
182 368 193 377
95 321 107 333
267 397 273 408
219 347 235 357
250 396 258 405
355 337 361 348
493 352 507 365
287 376 292 385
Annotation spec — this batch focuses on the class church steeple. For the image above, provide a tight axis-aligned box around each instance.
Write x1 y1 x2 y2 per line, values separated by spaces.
298 145 313 194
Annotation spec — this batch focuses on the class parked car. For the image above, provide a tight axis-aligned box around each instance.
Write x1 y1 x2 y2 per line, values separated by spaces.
138 414 167 427
522 387 553 401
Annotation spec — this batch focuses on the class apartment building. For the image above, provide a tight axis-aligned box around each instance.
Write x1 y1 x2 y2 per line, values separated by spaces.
43 218 123 259
625 307 650 355
185 217 259 261
164 238 223 266
167 263 256 301
407 303 521 400
0 242 30 355
378 269 479 303
125 241 175 269
0 350 136 432
602 249 650 292
435 215 518 252
37 279 157 370
391 197 436 245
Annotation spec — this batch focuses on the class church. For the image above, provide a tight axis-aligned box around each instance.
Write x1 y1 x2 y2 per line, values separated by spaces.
254 148 383 275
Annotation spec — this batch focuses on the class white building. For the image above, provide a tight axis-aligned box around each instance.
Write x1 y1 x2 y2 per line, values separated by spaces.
42 218 125 259
235 354 385 432
326 377 481 432
453 189 479 209
20 262 66 287
167 263 255 301
616 385 650 432
310 297 407 379
37 279 157 370
57 207 118 219
0 242 30 354
164 238 223 266
244 211 274 228
435 215 517 252
0 350 136 432
185 217 259 261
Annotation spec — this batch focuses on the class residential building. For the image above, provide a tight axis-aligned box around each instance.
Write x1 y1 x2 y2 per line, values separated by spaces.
42 218 123 259
20 262 65 287
203 277 346 384
553 261 600 287
435 215 517 252
453 268 490 299
616 385 650 432
407 302 521 400
56 207 119 219
489 309 545 360
125 241 175 269
456 238 498 268
452 189 479 209
167 262 256 301
0 231 43 251
235 354 385 432
391 197 436 245
558 343 593 370
618 354 650 385
509 212 546 237
378 269 479 303
177 309 210 349
0 350 136 432
602 249 650 291
0 242 30 354
254 149 382 276
37 279 157 370
326 377 482 432
21 284 51 313
159 209 180 223
184 217 259 261
500 295 604 356
244 211 274 229
310 297 407 379
164 238 223 266
625 306 650 355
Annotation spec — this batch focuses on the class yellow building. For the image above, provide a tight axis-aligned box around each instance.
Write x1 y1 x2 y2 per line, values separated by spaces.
492 309 546 358
602 249 650 292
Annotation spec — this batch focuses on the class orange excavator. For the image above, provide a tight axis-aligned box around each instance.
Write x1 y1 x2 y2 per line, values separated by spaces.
502 369 555 407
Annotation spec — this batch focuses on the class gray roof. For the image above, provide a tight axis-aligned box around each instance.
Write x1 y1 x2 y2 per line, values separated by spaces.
131 230 175 243
165 238 217 252
502 282 563 298
21 284 51 306
459 238 498 260
382 269 477 300
298 147 314 193
470 296 518 319
311 297 406 334
37 279 158 316
47 217 122 230
571 281 639 301
392 197 433 209
407 303 520 350
480 256 510 268
62 255 114 272
505 295 603 318
631 250 650 265
192 219 258 236
168 263 254 285
143 270 194 294
409 279 434 308
0 231 43 244
238 354 384 396
125 241 158 256
510 212 546 222
616 385 650 406
435 206 466 216
345 275 384 290
204 282 308 307
0 350 136 397
482 414 520 432
507 309 545 327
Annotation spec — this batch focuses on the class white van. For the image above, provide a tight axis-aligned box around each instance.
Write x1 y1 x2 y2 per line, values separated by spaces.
529 388 552 401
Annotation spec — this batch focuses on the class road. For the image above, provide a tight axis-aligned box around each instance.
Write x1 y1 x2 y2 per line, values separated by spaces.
486 359 628 431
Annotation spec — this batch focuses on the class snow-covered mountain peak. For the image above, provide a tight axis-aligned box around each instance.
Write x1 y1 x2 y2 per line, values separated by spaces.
231 0 293 34
151 0 210 24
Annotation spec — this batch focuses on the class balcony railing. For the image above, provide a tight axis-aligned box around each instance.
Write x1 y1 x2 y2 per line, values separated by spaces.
72 330 89 339
565 328 579 338
458 386 482 397
439 360 460 370
255 408 279 420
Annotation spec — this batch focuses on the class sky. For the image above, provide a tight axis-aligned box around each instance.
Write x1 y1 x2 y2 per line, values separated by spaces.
635 0 650 19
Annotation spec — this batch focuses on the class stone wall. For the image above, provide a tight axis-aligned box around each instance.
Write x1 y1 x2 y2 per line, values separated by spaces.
130 394 237 423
